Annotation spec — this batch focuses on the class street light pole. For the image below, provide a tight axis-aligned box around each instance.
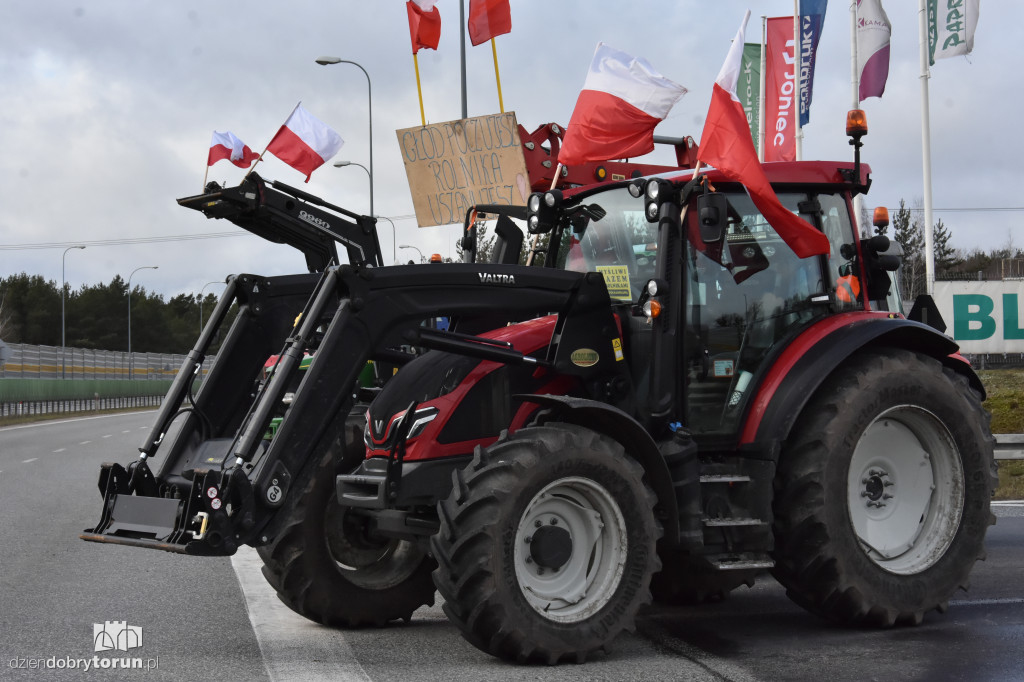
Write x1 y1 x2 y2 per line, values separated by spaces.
127 265 158 380
334 160 395 264
61 245 86 379
199 281 224 335
399 244 424 263
316 57 373 219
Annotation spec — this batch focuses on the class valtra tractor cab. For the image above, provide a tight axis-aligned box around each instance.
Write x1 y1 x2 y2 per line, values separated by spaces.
83 115 995 665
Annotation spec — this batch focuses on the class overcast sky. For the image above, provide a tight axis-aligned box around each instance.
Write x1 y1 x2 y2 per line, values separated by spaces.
0 1 1009 300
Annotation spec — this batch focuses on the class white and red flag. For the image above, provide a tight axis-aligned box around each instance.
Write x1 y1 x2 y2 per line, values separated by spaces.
207 131 259 168
696 10 829 259
557 43 687 167
266 103 344 182
764 17 797 163
407 0 441 54
857 0 891 100
468 0 511 46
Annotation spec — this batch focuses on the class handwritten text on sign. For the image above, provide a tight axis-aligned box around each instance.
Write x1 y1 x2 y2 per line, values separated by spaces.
397 112 531 228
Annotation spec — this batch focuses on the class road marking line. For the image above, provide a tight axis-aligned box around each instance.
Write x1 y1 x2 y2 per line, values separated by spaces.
231 546 371 682
53 448 66 453
79 441 91 445
0 411 158 431
992 500 1024 506
951 598 1024 606
102 434 112 439
22 458 37 463
122 430 131 434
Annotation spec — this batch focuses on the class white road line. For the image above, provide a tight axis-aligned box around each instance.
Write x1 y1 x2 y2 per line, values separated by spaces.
0 411 157 431
22 458 37 463
122 430 131 434
950 597 1024 606
53 448 66 453
79 441 91 445
231 547 372 682
102 434 112 439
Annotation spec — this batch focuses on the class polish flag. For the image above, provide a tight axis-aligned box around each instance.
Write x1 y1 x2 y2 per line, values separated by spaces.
207 131 259 168
266 104 344 183
468 0 511 46
557 43 687 167
696 11 829 259
407 0 441 54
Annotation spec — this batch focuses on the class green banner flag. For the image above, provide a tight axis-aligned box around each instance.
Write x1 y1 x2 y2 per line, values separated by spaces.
740 43 762 154
927 0 981 65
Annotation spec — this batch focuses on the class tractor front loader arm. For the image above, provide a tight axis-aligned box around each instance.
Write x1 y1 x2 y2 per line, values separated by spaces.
82 263 624 556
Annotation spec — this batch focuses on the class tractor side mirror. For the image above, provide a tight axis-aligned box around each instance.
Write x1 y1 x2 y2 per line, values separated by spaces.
697 192 728 244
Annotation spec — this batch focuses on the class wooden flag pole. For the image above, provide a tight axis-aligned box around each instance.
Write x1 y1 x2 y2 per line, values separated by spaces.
490 38 505 113
202 164 209 192
414 53 427 126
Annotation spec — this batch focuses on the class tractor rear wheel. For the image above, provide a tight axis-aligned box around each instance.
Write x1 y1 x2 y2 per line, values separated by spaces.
257 408 436 626
431 424 661 664
772 348 996 626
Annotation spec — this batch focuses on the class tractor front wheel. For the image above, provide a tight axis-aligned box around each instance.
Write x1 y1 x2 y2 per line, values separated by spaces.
772 348 996 626
257 409 436 626
432 424 661 664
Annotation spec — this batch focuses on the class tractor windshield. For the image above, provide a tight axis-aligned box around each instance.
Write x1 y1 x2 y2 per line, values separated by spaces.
556 188 657 302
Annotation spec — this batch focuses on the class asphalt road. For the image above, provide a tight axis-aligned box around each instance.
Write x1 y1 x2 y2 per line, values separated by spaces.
2 412 1022 681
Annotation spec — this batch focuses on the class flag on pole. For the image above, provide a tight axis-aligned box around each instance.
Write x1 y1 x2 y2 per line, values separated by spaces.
927 0 980 64
798 0 828 127
765 17 797 162
557 43 687 167
468 0 511 46
266 103 344 182
857 0 891 100
207 131 259 168
407 0 441 54
740 43 762 153
696 10 829 259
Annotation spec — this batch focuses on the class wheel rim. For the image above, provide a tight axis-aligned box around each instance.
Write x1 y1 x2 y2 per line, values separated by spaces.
323 500 424 590
846 405 965 575
514 476 627 622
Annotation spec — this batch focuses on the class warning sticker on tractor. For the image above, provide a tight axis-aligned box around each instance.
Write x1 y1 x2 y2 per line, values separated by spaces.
596 265 631 301
713 359 734 378
611 338 624 362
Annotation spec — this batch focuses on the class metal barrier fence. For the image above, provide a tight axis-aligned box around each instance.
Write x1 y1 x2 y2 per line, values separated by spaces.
0 343 213 380
0 395 163 418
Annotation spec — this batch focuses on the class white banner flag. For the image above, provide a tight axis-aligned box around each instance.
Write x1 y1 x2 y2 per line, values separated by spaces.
928 0 981 64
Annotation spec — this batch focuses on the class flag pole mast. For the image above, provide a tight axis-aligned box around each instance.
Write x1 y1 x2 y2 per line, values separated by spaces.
491 38 505 113
414 53 427 126
850 0 864 235
759 16 767 162
793 0 803 161
918 0 935 295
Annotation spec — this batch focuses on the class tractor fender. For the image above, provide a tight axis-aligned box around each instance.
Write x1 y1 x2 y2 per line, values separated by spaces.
521 393 679 544
740 312 977 450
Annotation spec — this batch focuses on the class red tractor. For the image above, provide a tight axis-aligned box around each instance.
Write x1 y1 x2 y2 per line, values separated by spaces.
84 117 995 664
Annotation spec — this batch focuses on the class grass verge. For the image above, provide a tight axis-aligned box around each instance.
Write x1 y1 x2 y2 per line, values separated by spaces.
979 368 1024 501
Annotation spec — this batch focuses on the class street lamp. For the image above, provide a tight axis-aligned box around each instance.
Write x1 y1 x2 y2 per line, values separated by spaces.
334 160 398 265
316 57 373 220
61 245 86 379
399 244 424 263
199 281 225 335
127 265 158 380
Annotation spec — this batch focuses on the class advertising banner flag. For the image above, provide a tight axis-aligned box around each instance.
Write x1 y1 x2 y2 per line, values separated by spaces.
764 17 797 162
798 0 828 127
857 0 891 100
928 0 980 64
740 43 762 154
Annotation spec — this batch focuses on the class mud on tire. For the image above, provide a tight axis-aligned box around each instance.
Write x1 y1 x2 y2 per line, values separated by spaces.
257 408 436 626
772 348 997 626
431 423 661 664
